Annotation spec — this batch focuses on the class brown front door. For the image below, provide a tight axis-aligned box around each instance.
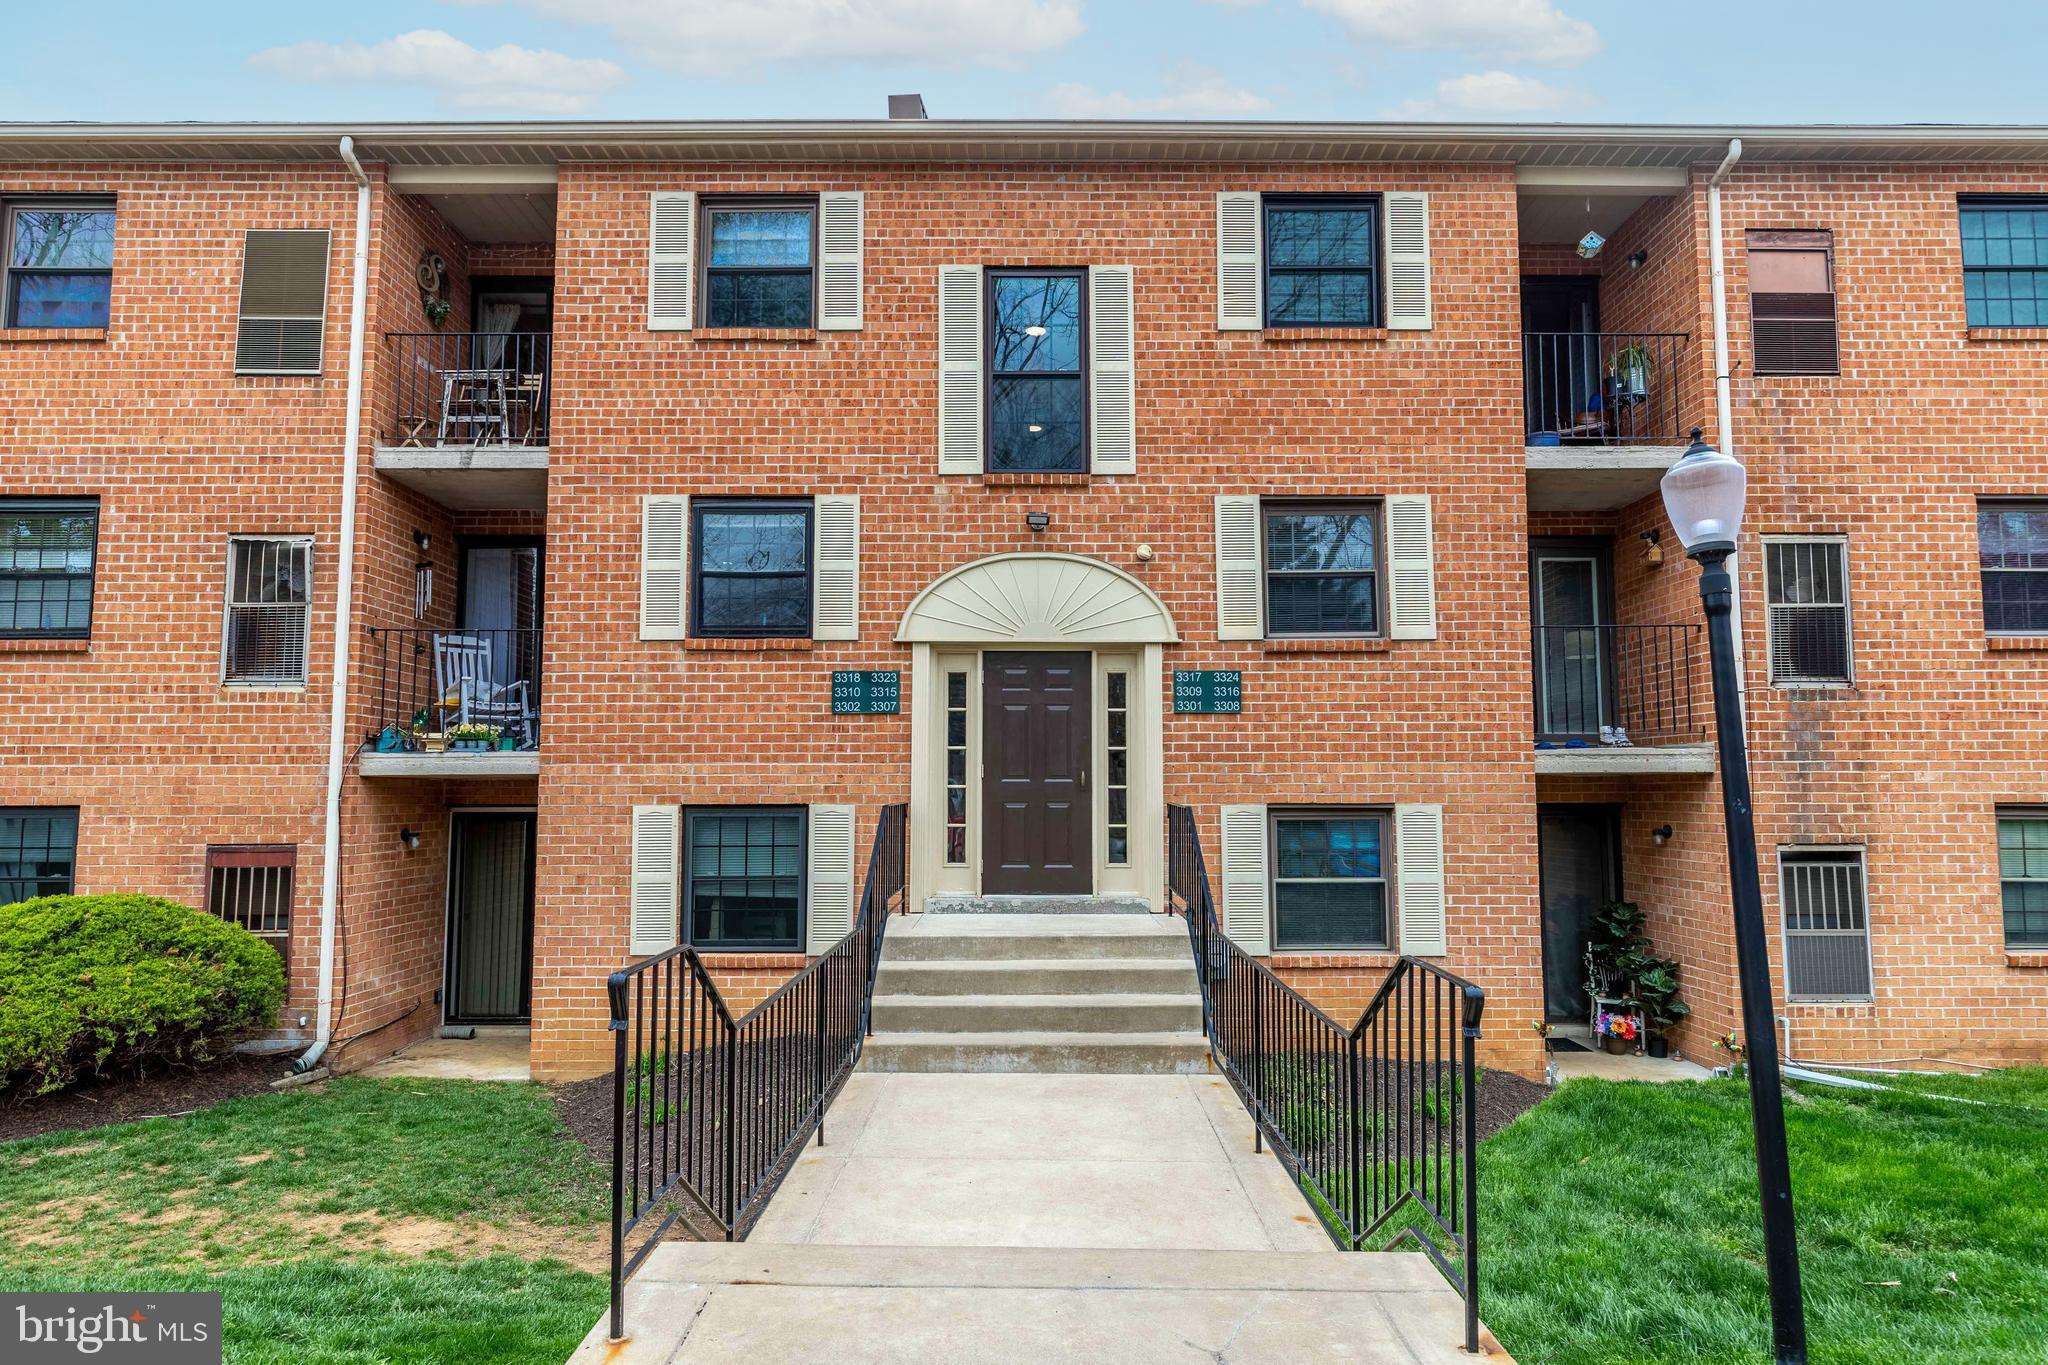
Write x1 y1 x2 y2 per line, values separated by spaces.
982 651 1091 895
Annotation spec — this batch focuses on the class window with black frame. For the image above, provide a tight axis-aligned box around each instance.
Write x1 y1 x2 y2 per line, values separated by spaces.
988 268 1086 472
1997 813 2048 949
1959 198 2048 328
0 498 99 639
1271 810 1390 950
1263 501 1381 636
0 807 77 905
4 202 115 329
1264 196 1380 328
1978 500 2048 634
691 500 813 638
686 807 804 950
700 199 815 329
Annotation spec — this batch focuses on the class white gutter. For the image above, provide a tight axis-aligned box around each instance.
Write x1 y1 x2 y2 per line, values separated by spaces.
296 136 372 1073
1704 138 1751 696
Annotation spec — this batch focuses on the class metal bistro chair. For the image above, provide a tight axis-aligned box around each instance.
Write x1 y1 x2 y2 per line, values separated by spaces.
432 632 536 748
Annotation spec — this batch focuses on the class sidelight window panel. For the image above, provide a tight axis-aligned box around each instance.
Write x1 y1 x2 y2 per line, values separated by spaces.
686 807 805 950
1271 810 1390 950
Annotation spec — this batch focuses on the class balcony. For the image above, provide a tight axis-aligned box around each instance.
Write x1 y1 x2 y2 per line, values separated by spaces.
359 626 542 777
373 332 551 511
1532 623 1712 775
1523 331 1692 512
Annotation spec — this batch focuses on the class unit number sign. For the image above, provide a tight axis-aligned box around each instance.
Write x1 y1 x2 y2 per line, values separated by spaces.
831 670 902 715
1173 669 1244 714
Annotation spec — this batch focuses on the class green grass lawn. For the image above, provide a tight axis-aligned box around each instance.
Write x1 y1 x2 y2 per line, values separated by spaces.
1480 1069 2048 1365
0 1077 609 1364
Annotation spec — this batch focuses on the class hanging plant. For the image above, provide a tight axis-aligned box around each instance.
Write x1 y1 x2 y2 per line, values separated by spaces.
415 252 449 327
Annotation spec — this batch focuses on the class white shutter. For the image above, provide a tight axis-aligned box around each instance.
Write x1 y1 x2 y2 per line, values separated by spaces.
812 495 860 641
806 804 857 953
648 191 695 331
817 191 864 331
937 265 984 475
1216 192 1262 330
1089 264 1137 475
1214 496 1265 640
1394 804 1447 957
1383 191 1432 331
639 496 688 641
1219 805 1271 957
629 805 681 956
1385 494 1437 641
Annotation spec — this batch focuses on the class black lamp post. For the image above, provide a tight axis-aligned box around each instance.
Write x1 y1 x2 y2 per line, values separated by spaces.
1661 429 1808 1365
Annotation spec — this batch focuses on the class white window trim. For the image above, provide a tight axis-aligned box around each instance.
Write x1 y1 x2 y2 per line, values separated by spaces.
1762 534 1854 689
1776 843 1875 1004
219 534 314 689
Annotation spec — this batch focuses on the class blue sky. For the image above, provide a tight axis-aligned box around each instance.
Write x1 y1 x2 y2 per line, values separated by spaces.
5 0 2046 125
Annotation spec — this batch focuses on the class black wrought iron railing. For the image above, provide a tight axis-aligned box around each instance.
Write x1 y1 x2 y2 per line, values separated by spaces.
1532 622 1703 746
385 332 552 448
1167 804 1486 1354
1524 331 1689 446
364 626 542 753
604 803 907 1342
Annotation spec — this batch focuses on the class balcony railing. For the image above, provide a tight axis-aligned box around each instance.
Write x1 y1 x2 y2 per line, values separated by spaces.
385 332 551 449
1523 332 1689 446
364 626 542 754
1533 623 1703 746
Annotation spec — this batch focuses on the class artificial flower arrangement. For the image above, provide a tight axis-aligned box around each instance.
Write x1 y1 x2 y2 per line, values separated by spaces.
1713 1029 1748 1076
1596 1010 1639 1041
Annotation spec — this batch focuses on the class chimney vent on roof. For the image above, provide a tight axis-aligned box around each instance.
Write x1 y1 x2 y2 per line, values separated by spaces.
888 94 928 120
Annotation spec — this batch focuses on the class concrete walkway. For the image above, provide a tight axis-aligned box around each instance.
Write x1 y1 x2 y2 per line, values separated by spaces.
568 1069 1505 1363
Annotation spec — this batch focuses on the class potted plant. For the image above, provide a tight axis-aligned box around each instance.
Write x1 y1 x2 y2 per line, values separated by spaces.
1595 1008 1639 1055
448 722 500 752
497 733 519 751
1632 963 1692 1058
1611 341 1652 400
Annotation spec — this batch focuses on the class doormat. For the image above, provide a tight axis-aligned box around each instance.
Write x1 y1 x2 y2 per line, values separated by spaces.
1547 1038 1589 1053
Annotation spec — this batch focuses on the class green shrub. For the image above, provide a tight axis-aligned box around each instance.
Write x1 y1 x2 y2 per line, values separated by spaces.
0 894 286 1095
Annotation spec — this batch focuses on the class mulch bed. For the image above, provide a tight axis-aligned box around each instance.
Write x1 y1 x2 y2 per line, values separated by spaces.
1472 1066 1551 1140
552 1071 725 1244
0 1055 288 1144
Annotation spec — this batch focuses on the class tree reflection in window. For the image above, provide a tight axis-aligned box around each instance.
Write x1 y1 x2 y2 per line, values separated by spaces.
988 270 1086 472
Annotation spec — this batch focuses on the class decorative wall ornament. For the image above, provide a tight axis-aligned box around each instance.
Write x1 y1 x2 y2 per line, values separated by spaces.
415 252 450 326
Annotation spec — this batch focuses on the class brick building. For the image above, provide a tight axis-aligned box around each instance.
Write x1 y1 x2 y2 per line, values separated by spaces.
3 118 2044 1083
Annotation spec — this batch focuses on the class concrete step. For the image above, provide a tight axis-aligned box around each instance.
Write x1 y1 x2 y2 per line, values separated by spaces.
861 1030 1213 1075
883 913 1191 963
574 1243 1488 1365
925 893 1152 915
873 957 1200 997
869 993 1204 1035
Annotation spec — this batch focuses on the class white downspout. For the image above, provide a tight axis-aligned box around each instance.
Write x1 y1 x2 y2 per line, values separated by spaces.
1704 138 1749 696
296 136 373 1073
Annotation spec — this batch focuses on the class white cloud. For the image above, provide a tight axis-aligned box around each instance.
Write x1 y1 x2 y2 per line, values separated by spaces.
482 0 1084 77
1384 70 1593 119
249 30 624 114
1305 0 1599 66
1047 65 1272 118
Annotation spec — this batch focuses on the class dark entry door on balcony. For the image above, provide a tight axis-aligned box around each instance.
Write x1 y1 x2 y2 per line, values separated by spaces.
1532 543 1612 741
983 651 1091 895
446 811 536 1023
1537 804 1618 1022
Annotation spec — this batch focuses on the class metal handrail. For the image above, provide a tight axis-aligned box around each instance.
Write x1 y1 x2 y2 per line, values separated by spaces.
604 803 907 1342
1167 803 1486 1354
1531 621 1704 745
1524 330 1690 445
385 331 552 448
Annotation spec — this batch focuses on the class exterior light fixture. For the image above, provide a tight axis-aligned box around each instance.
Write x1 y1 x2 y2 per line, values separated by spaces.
1651 824 1673 846
1641 528 1664 565
1027 424 1044 433
399 827 420 852
1628 249 1649 269
1134 544 1155 562
1660 426 1809 1364
1661 429 1746 556
1024 512 1051 533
